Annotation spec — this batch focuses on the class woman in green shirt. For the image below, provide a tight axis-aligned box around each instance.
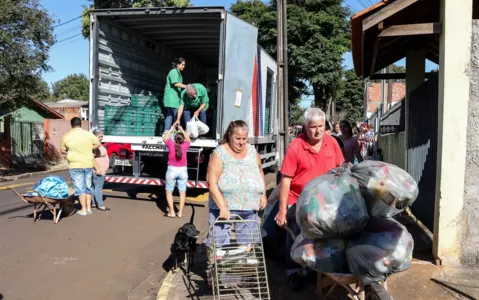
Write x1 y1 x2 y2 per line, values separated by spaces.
163 57 187 132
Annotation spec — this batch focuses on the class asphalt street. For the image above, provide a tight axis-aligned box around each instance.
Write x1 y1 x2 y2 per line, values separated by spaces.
0 170 211 300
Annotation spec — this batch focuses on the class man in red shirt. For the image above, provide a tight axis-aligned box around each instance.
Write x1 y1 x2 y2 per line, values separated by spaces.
275 108 344 290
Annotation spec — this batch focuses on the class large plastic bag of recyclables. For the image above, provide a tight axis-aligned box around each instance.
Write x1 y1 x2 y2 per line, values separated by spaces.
296 167 369 239
351 161 419 218
346 217 414 285
291 232 349 273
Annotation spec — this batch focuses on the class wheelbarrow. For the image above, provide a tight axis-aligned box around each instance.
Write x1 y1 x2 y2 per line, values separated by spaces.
13 189 76 224
284 226 392 300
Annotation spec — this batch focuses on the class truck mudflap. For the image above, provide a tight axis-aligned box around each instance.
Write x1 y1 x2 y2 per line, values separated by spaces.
105 176 209 189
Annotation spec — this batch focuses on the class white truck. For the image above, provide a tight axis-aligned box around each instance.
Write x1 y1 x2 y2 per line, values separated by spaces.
88 6 279 189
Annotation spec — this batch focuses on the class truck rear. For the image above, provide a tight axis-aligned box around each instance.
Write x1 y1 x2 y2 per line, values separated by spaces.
88 7 278 189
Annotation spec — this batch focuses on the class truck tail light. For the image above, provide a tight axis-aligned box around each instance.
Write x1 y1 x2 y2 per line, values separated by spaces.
120 149 128 158
196 153 205 164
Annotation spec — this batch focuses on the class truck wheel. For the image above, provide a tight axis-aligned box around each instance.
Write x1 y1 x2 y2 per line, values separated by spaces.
365 283 392 300
109 153 118 168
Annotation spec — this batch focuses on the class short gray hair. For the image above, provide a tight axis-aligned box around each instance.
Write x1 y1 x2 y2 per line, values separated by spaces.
92 128 103 136
304 108 326 125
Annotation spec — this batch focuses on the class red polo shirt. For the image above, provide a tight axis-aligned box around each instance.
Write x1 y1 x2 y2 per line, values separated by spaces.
281 134 344 205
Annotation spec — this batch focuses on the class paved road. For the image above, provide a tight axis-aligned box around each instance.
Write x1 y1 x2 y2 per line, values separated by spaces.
0 170 212 300
0 170 276 300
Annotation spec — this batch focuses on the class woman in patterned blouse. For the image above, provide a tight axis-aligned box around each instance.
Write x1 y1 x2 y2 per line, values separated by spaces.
205 120 267 284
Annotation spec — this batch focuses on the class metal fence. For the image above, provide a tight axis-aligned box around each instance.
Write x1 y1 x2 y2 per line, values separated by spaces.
407 72 439 231
10 120 44 166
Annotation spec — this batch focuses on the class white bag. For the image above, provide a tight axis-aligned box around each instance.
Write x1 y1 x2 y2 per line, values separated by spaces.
186 119 199 138
195 117 209 135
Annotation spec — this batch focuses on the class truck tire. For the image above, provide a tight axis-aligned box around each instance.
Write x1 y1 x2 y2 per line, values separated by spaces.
109 153 121 175
365 283 392 300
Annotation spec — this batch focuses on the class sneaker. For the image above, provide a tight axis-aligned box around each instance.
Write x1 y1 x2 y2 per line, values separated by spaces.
77 210 87 216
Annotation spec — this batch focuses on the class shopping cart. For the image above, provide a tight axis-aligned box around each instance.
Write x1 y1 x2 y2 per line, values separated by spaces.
208 214 271 299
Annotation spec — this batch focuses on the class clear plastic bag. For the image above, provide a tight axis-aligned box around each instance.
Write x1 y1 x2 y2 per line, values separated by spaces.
296 167 369 239
346 217 414 284
291 232 349 273
351 161 419 217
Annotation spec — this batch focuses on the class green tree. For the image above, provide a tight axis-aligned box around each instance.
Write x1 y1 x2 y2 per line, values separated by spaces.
289 100 305 125
230 0 307 102
32 79 51 102
0 0 55 107
230 0 350 112
82 0 192 38
335 69 364 122
52 74 89 101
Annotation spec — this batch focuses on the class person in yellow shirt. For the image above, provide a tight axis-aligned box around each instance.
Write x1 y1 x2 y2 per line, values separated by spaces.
61 117 101 216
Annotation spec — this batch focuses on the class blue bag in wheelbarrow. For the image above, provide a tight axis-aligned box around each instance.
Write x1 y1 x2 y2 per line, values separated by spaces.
33 175 69 199
291 232 349 273
346 217 414 285
351 160 419 218
296 167 369 239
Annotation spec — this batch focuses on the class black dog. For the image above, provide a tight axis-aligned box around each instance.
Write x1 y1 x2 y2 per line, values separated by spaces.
171 206 200 276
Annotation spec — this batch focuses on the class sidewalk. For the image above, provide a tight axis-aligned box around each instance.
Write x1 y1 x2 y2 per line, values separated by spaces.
0 161 68 183
164 213 475 300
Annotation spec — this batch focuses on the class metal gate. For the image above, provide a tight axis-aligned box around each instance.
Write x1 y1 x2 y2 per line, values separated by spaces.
407 72 439 231
10 120 44 166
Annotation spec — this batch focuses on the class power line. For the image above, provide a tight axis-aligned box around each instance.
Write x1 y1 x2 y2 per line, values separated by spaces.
51 37 84 50
56 25 82 37
53 15 82 28
55 33 82 44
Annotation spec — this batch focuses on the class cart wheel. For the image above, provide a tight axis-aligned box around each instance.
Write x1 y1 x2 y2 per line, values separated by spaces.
365 283 392 300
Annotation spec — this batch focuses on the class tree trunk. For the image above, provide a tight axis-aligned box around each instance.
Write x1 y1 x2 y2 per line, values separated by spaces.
325 95 333 117
313 85 322 108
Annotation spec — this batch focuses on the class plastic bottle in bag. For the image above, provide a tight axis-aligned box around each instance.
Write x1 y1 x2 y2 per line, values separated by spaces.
351 161 419 218
296 168 369 239
346 217 414 284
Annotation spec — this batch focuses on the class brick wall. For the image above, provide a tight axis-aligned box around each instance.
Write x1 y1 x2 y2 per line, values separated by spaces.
51 107 82 121
367 82 406 113
44 119 89 162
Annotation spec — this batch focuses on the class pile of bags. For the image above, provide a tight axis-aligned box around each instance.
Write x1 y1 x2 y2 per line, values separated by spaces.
290 161 418 284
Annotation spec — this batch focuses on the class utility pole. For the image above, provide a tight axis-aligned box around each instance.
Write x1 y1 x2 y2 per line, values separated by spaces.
277 0 289 165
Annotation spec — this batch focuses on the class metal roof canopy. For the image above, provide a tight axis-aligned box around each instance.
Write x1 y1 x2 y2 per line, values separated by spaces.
92 7 225 66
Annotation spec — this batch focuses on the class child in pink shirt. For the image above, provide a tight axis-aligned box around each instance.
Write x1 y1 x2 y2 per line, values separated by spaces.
164 125 191 217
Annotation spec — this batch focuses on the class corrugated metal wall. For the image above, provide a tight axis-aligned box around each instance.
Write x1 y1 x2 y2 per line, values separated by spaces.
10 120 44 166
407 72 439 231
96 20 206 130
378 132 406 169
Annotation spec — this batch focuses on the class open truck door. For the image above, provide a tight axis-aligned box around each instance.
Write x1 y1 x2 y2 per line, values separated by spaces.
218 13 259 134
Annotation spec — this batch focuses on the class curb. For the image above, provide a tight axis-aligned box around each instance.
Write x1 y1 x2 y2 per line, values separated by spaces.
0 168 69 182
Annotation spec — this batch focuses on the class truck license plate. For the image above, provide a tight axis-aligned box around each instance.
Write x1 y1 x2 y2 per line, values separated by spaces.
115 159 132 167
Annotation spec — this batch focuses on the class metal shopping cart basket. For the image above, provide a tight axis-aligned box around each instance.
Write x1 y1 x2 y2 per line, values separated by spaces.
207 214 270 299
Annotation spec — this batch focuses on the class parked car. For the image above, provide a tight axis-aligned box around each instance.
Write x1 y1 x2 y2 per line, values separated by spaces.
103 143 134 173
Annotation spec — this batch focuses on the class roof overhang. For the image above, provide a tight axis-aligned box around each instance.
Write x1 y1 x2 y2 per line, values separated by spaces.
351 0 441 78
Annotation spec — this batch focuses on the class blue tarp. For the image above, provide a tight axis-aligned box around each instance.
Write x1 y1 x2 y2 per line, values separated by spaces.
33 176 69 199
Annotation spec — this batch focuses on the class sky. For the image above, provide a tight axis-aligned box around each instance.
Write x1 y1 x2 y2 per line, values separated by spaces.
41 0 363 87
39 0 399 108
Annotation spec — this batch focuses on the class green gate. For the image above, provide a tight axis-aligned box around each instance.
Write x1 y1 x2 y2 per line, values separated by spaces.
10 120 44 166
